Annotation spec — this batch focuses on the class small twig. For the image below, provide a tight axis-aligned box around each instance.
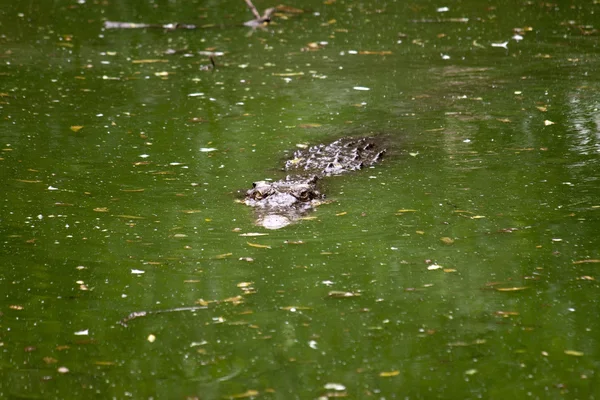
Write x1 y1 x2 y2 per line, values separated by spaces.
118 306 208 327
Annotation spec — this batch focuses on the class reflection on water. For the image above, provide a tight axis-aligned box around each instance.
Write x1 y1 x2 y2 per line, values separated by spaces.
1 0 600 398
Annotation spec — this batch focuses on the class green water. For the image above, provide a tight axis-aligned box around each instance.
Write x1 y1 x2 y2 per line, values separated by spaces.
1 0 599 398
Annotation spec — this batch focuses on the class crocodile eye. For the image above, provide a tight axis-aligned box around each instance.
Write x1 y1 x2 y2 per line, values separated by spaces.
297 190 310 201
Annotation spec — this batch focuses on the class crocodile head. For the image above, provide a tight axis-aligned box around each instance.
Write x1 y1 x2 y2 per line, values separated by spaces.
244 175 324 229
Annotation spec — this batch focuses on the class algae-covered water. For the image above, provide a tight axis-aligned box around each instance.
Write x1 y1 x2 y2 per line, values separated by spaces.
1 0 599 398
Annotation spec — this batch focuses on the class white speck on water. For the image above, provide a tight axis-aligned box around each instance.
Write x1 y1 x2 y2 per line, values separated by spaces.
463 139 471 143
139 154 150 158
200 148 217 152
188 93 204 97
437 7 449 12
348 50 358 54
131 269 145 274
48 186 59 191
324 383 346 391
441 54 451 60
353 86 370 91
491 41 509 49
309 340 318 349
74 329 89 336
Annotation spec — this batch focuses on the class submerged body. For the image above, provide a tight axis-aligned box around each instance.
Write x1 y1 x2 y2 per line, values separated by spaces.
244 136 386 229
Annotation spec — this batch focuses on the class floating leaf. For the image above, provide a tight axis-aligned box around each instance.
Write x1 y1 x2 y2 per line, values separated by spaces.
116 215 145 219
544 120 555 126
15 179 42 183
564 350 584 357
70 126 83 132
324 383 346 391
93 207 109 212
359 50 393 55
297 123 321 128
131 59 168 64
239 232 269 237
227 390 259 399
465 369 478 375
427 264 443 270
272 72 304 77
328 291 361 298
397 209 417 212
336 211 347 216
440 237 454 245
573 259 600 264
247 242 271 249
495 311 519 316
578 276 595 281
147 334 156 343
496 287 528 292
379 370 400 377
214 253 232 259
237 282 253 288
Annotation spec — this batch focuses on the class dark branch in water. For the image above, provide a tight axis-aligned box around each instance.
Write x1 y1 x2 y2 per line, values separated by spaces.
118 306 208 327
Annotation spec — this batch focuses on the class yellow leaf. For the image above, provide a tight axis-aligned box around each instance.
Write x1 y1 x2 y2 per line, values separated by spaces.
336 211 347 216
229 390 259 399
214 253 232 259
70 126 83 132
15 179 42 183
93 207 109 212
116 215 145 219
440 237 454 245
544 120 555 126
247 242 271 249
379 370 400 377
496 287 528 292
397 209 417 212
131 59 168 64
564 350 584 357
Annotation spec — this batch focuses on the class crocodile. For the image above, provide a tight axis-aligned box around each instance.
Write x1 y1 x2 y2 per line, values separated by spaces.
244 136 386 229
